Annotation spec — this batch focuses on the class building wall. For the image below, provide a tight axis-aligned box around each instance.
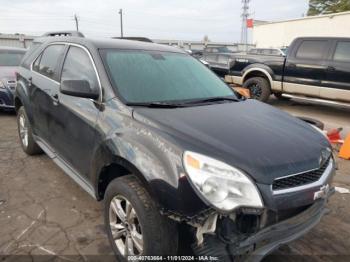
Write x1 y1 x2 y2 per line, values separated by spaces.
0 35 34 48
253 11 350 48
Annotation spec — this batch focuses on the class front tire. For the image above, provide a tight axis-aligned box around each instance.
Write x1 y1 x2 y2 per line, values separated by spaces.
17 106 42 155
104 175 178 261
243 77 271 102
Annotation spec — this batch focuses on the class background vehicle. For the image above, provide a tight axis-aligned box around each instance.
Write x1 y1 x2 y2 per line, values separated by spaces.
248 48 287 56
15 34 335 261
0 47 26 110
216 37 350 104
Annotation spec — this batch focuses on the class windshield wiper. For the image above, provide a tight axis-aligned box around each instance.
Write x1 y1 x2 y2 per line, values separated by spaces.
183 96 240 105
126 102 186 108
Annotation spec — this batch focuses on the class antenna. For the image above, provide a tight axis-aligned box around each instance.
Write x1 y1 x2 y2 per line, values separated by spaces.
241 0 250 48
74 13 79 32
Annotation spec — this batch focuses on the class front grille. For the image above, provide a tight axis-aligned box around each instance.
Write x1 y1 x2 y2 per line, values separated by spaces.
272 157 330 191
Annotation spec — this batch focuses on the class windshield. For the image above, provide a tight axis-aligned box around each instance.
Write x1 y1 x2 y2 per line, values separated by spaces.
0 51 25 66
101 50 236 104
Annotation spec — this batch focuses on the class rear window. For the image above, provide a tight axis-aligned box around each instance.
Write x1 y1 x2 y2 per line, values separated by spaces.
296 40 328 60
34 44 65 81
333 42 350 62
0 51 25 66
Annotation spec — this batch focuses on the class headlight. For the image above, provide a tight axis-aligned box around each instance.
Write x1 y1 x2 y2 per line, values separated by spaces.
0 81 5 89
183 151 263 212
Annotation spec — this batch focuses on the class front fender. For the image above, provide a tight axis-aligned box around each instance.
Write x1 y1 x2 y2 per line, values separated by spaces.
91 107 208 217
242 63 276 83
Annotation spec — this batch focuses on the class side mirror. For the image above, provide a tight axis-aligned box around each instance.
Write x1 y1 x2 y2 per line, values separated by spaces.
60 80 99 100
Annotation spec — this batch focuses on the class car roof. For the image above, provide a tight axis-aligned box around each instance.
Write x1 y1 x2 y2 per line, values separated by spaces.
35 36 186 54
0 46 26 52
294 36 350 41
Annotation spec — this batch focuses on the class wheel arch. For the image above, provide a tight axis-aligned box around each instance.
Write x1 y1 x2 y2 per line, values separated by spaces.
95 154 157 203
242 67 274 88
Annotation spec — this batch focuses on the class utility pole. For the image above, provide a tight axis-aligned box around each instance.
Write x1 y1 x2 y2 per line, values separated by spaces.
74 13 79 32
118 9 124 37
241 0 250 49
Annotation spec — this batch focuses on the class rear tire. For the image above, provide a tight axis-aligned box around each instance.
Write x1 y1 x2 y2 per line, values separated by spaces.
104 175 178 261
243 77 271 102
17 106 42 155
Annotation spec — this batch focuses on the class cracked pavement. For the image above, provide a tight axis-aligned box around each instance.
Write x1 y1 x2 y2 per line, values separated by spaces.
0 99 350 261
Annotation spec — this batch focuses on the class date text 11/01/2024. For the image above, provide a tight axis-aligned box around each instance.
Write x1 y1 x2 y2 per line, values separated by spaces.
127 256 219 261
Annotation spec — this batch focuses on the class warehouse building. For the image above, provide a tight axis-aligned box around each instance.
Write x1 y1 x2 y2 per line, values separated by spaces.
0 34 34 48
253 11 350 48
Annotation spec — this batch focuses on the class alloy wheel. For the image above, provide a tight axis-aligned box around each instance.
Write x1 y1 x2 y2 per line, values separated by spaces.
109 195 143 256
249 83 262 99
19 113 29 148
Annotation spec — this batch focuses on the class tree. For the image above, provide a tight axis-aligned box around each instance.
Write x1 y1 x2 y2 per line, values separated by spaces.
308 0 350 16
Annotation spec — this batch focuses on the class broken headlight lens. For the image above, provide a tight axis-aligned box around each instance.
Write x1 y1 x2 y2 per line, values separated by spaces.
183 151 263 212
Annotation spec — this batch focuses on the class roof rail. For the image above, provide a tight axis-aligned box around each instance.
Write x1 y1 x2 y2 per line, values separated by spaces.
112 37 153 43
42 31 85 37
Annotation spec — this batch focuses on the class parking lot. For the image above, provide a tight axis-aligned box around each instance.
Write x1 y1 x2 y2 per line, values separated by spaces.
0 99 349 261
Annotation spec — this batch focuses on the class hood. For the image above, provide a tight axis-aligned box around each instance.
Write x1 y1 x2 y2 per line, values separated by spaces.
133 100 330 185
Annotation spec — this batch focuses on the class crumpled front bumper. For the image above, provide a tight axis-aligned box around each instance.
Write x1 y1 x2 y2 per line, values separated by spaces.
237 190 334 262
193 187 334 262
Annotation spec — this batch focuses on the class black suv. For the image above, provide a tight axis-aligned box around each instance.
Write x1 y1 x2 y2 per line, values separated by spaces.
15 33 335 261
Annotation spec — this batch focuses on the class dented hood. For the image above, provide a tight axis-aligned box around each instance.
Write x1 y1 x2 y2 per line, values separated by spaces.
133 100 331 185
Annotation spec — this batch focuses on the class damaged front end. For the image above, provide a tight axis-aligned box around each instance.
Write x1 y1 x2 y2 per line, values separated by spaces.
180 154 336 261
190 194 333 262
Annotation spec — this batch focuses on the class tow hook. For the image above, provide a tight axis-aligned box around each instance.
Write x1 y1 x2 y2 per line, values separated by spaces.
195 213 218 245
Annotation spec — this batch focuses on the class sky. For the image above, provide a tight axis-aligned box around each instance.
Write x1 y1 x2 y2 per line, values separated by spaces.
0 0 309 42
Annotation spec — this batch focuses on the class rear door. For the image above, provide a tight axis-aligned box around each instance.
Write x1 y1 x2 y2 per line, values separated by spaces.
283 39 331 97
30 44 66 142
322 40 350 102
48 45 101 178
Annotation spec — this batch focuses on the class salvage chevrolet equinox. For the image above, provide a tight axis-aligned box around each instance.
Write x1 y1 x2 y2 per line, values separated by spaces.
15 32 335 261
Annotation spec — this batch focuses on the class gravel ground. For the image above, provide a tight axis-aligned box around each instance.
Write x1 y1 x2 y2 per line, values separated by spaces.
0 99 349 262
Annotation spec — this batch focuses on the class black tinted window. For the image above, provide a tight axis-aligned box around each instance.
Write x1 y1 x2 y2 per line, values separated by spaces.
333 42 350 62
296 40 328 60
38 45 65 80
61 46 98 91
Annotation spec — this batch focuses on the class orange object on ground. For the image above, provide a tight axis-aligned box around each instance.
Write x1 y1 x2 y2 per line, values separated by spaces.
327 128 344 144
339 134 350 160
233 87 251 98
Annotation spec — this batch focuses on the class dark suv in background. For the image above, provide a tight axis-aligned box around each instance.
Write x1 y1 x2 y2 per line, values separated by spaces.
15 33 335 261
0 46 26 110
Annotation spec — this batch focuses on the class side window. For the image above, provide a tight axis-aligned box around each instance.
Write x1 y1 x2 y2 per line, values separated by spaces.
333 42 350 62
38 45 65 81
61 46 99 92
33 53 42 72
296 40 328 60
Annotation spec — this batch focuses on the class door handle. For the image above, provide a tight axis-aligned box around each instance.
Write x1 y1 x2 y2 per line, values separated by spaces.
52 94 59 105
327 66 336 71
28 77 33 87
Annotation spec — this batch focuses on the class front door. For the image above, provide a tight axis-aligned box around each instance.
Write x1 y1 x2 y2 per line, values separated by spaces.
283 39 331 97
48 45 102 178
